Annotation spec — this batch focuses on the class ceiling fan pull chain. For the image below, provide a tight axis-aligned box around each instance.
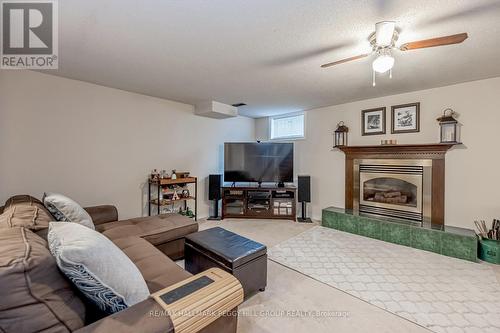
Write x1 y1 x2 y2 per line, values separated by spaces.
372 70 376 87
389 68 393 79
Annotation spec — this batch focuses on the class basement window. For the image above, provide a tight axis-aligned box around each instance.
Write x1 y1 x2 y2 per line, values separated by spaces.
270 112 305 140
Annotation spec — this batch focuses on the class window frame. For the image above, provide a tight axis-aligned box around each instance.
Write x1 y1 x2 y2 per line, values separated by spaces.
268 111 306 141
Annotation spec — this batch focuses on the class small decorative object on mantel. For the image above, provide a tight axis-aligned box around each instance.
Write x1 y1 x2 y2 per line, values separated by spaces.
437 108 460 143
362 107 386 136
333 121 349 148
381 139 397 145
391 102 420 134
171 170 177 180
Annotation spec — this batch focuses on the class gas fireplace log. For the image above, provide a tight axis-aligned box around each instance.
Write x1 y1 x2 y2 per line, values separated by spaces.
384 191 402 198
372 192 408 204
385 196 407 204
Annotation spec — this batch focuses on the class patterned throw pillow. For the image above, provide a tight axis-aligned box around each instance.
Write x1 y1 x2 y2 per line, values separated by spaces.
48 222 150 314
43 193 95 230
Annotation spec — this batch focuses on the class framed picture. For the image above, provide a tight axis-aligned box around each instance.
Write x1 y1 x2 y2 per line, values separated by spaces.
362 107 386 136
391 103 420 134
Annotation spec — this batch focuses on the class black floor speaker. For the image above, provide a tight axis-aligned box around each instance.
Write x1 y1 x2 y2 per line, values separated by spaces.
207 174 222 220
297 175 312 223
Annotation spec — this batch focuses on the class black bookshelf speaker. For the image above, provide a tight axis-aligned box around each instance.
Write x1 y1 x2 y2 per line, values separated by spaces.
208 174 222 200
298 175 311 203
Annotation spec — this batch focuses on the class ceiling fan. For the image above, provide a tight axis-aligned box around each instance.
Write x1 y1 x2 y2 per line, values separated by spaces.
320 21 468 86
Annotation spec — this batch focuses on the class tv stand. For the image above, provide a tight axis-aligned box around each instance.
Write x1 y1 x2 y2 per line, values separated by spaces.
222 185 296 221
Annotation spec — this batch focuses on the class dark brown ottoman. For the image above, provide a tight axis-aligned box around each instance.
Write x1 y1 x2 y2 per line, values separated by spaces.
185 227 267 298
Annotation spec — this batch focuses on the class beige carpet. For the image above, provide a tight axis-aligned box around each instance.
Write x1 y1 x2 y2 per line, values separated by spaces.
197 218 432 333
269 226 500 333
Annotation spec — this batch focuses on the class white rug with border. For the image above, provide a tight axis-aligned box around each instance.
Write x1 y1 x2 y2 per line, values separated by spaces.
268 226 500 333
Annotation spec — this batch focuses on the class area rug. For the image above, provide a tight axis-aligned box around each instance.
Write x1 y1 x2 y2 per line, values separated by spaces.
268 226 500 333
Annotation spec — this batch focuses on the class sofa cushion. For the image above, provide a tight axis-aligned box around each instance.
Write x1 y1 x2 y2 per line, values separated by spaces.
0 205 54 231
48 222 150 314
97 214 198 246
0 227 86 332
112 236 191 293
43 192 95 229
4 194 45 209
84 205 119 225
0 195 54 231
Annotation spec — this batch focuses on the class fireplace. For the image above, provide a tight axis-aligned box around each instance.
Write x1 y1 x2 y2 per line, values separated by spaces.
340 144 454 225
354 161 432 221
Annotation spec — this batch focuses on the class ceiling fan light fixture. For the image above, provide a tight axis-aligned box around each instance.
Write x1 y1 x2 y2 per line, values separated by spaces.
372 54 394 73
375 21 396 47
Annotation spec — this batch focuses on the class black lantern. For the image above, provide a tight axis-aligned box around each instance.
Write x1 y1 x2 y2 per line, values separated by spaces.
437 108 459 143
334 121 349 148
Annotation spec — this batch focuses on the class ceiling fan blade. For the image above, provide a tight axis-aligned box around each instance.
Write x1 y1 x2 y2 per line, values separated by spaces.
321 54 369 68
399 33 468 51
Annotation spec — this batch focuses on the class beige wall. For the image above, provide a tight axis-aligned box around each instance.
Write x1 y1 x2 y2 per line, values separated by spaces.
256 77 500 229
2 71 499 228
0 71 255 219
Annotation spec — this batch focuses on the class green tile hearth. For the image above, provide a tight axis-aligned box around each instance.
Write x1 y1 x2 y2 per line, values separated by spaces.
358 217 381 239
321 210 338 229
441 233 477 262
322 207 478 262
411 227 441 254
381 222 412 246
336 215 359 234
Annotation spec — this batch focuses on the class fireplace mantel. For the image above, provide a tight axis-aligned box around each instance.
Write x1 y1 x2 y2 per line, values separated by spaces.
339 143 457 225
339 143 456 159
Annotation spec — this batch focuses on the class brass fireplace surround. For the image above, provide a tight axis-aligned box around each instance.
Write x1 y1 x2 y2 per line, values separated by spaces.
339 144 455 225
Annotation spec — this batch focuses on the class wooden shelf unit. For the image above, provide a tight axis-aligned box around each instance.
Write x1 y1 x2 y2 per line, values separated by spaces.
222 186 296 221
152 177 197 186
151 196 196 206
148 177 197 220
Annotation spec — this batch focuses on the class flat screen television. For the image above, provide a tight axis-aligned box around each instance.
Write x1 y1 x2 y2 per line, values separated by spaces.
224 142 294 183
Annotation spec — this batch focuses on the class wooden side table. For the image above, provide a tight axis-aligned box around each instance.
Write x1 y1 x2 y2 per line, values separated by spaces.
150 268 243 333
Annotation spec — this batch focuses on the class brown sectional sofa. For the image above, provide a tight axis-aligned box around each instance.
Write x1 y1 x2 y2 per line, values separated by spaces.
94 212 198 260
0 195 240 333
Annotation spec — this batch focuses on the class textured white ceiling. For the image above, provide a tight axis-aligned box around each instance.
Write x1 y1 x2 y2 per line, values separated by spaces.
47 0 500 117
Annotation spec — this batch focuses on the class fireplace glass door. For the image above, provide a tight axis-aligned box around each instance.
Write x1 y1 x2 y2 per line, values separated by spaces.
363 177 418 208
359 165 423 221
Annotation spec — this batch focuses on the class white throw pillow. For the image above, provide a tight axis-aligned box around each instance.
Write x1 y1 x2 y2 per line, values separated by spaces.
48 222 150 314
43 192 95 229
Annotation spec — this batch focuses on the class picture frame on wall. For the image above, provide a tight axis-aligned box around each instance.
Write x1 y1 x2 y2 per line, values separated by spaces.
391 102 420 134
362 107 386 136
